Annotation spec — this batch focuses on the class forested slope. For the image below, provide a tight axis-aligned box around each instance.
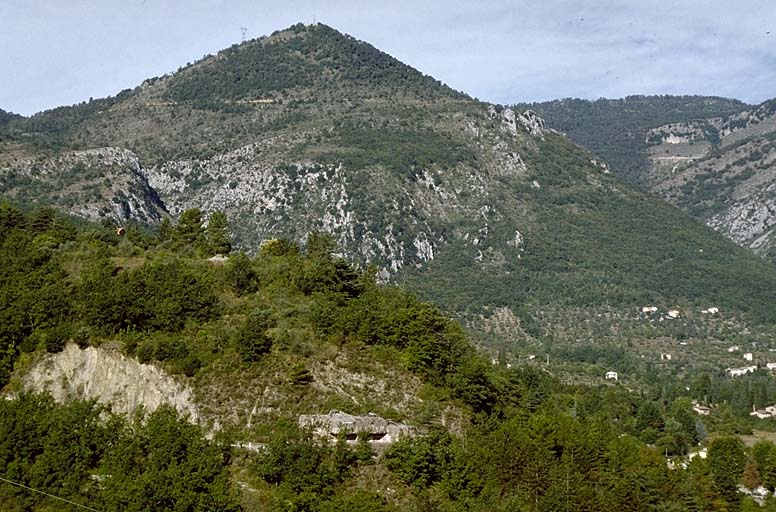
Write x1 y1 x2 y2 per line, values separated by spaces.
3 205 776 510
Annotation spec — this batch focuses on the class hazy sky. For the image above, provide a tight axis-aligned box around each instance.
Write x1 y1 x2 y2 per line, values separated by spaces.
2 0 775 116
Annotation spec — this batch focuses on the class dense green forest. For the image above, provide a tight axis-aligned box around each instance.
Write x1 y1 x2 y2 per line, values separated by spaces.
3 204 776 510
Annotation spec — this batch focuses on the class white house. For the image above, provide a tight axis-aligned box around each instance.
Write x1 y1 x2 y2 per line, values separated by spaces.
728 345 740 353
641 306 658 314
660 353 672 361
744 353 754 361
667 310 680 319
701 307 719 314
727 366 757 377
605 371 618 381
766 363 776 371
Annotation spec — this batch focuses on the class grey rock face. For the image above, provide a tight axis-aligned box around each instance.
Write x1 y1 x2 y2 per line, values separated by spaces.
21 344 199 422
298 410 418 444
0 147 167 224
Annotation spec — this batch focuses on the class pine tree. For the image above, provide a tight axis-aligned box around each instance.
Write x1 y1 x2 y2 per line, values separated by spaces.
743 458 762 490
0 202 26 231
157 217 172 242
708 436 747 503
174 208 205 250
206 210 232 255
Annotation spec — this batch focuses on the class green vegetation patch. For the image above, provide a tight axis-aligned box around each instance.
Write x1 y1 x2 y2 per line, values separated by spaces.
295 122 476 178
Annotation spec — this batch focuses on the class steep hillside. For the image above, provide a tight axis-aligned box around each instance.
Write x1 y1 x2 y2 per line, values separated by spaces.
522 96 776 263
5 207 776 511
518 95 749 184
3 24 776 374
0 146 167 224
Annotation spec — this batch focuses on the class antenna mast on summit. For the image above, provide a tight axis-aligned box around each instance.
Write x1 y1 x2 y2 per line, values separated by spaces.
240 27 248 42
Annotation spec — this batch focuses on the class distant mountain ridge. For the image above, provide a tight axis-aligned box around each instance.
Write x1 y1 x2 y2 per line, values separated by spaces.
2 24 776 376
517 95 750 183
524 96 776 261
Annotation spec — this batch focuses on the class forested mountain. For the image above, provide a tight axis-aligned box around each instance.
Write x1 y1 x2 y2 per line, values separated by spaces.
2 24 776 379
523 96 776 262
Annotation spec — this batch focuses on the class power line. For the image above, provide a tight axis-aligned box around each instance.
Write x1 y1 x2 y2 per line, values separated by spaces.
0 476 103 512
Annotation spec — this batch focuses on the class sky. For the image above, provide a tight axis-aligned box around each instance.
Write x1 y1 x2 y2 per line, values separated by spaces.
1 0 775 116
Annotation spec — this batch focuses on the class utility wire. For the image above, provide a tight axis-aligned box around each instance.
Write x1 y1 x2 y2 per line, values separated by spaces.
0 475 103 512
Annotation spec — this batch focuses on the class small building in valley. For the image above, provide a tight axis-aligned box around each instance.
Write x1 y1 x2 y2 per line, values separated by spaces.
691 401 711 416
727 366 758 377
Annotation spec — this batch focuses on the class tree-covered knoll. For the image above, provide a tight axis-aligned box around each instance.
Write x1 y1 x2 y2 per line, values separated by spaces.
0 108 21 129
1 89 137 147
516 95 748 183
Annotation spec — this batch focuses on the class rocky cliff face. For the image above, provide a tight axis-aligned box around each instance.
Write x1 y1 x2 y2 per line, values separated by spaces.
0 146 167 224
139 105 544 278
21 344 199 421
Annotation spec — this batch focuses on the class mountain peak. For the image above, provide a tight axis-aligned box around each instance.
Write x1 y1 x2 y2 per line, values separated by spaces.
164 23 467 104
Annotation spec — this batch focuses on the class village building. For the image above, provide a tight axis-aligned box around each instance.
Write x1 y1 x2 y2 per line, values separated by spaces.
298 410 417 445
691 401 711 416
